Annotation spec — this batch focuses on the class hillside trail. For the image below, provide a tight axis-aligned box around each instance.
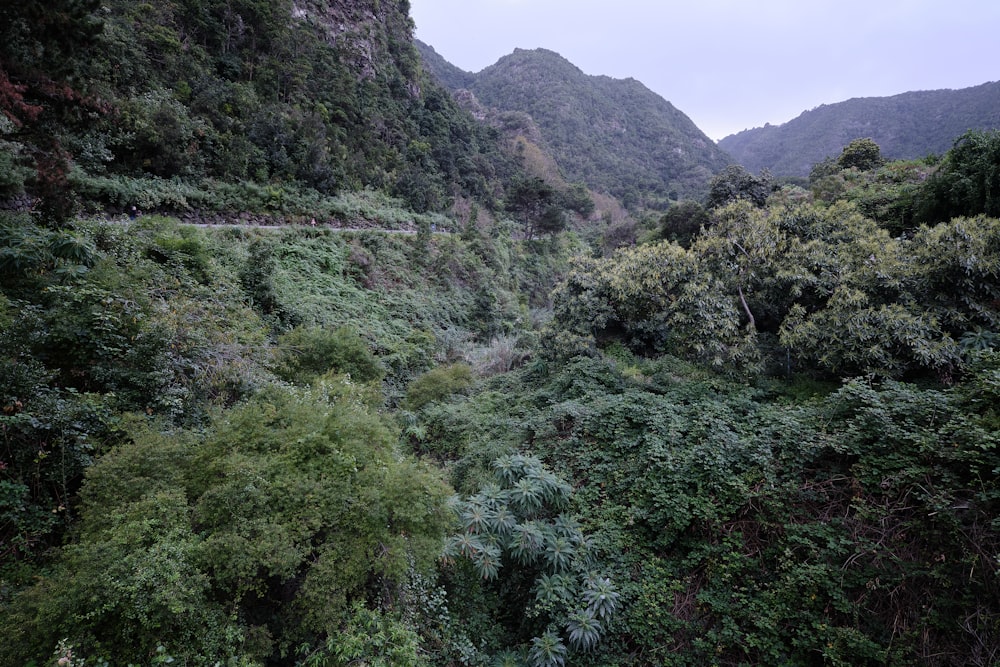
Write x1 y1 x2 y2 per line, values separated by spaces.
98 215 440 235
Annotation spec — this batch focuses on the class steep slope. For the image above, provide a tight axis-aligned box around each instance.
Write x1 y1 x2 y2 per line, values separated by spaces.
421 46 733 207
1 0 523 218
719 81 1000 177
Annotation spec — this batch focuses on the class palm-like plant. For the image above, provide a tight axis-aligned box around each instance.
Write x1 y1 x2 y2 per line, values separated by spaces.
534 572 575 607
461 501 491 534
552 514 583 542
509 477 543 513
473 544 502 580
582 576 620 620
476 482 510 509
526 467 572 508
528 630 566 667
508 520 545 565
493 453 530 486
565 609 602 651
445 455 619 660
445 531 485 559
543 535 576 572
490 504 518 536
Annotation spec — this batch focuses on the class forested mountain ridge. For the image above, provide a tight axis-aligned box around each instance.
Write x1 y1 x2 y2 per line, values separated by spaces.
719 80 1000 177
417 43 733 208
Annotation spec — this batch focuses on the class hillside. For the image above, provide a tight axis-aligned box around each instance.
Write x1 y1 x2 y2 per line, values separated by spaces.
0 0 525 221
418 44 733 208
719 80 1000 177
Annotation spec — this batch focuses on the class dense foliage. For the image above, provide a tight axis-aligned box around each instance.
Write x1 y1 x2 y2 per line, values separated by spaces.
549 199 999 381
1 206 577 665
917 129 1000 223
0 0 525 222
1 3 998 666
422 354 999 666
3 382 452 665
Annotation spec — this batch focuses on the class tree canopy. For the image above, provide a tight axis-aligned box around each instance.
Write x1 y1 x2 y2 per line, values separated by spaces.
918 129 1000 223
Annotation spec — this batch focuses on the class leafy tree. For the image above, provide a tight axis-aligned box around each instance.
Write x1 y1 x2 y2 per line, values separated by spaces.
273 324 384 385
808 155 840 183
558 182 595 218
507 177 559 240
405 362 474 411
546 241 760 370
918 129 1000 223
842 159 930 235
659 198 709 247
694 200 799 333
0 382 451 665
837 137 885 171
546 194 999 380
535 205 567 238
706 164 774 209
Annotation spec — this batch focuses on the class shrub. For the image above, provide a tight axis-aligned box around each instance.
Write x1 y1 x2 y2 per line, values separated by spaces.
405 362 473 411
273 324 384 385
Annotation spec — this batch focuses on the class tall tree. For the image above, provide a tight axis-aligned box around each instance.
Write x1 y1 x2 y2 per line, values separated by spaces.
705 164 774 209
507 177 558 240
837 137 886 171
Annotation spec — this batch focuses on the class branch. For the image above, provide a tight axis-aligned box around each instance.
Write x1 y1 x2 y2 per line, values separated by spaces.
737 284 755 329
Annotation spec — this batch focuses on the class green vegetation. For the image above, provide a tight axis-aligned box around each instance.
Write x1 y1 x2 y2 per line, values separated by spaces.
3 383 452 665
0 209 574 665
427 355 999 665
0 0 525 225
1 3 999 666
918 129 1000 223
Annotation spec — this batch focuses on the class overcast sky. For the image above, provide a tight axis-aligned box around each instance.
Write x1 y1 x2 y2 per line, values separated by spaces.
409 0 1000 141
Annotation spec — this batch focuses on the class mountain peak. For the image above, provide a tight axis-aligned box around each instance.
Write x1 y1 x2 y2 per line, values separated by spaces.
420 44 732 204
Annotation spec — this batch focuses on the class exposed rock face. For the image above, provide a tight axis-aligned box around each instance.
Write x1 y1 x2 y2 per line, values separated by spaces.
290 0 418 90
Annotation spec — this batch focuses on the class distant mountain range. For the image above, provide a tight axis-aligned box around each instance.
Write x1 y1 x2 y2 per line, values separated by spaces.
417 42 731 207
719 81 1000 177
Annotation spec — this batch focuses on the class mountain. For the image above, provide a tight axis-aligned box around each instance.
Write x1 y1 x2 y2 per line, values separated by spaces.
418 43 733 207
719 81 1000 177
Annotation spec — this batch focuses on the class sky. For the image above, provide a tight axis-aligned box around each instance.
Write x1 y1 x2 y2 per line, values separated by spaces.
409 0 1000 141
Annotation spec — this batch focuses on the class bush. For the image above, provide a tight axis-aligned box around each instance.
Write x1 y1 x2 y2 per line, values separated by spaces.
405 362 473 411
273 324 384 384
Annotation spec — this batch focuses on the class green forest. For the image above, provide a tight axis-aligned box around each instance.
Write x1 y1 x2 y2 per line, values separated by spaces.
2 2 999 666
